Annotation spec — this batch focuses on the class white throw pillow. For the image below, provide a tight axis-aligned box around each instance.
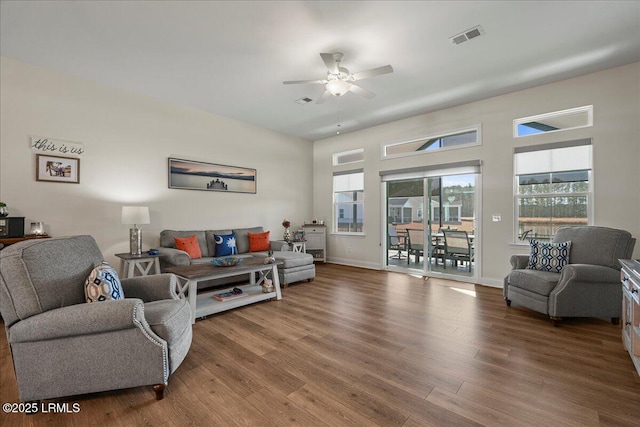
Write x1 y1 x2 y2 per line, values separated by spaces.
85 262 125 303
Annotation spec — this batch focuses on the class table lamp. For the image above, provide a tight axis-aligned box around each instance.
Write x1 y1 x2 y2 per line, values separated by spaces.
121 206 150 255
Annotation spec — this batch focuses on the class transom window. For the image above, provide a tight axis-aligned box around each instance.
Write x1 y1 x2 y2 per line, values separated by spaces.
382 126 480 159
514 105 593 138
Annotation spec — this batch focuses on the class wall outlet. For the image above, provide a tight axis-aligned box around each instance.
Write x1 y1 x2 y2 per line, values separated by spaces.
492 214 502 222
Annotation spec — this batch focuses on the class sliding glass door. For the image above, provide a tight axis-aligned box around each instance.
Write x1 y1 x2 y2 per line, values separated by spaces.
385 169 478 281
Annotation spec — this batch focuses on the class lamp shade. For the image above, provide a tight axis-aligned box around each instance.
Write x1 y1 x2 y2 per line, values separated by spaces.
121 206 150 225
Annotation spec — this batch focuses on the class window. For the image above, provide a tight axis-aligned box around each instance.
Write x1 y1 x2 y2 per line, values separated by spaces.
382 126 480 158
514 140 592 241
513 105 593 138
333 148 364 166
333 170 364 233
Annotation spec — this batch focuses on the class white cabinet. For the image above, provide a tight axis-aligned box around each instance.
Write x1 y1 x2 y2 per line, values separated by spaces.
303 225 326 263
620 260 640 377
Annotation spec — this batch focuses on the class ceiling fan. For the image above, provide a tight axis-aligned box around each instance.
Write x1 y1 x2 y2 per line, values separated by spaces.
283 52 393 103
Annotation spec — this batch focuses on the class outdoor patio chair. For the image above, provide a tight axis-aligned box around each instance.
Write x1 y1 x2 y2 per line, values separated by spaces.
406 229 424 264
442 230 473 271
388 225 406 259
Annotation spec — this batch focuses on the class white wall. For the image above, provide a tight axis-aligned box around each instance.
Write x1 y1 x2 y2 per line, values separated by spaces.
0 57 313 266
313 62 640 286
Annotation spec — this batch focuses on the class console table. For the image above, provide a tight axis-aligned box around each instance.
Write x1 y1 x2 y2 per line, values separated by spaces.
0 235 50 248
303 224 326 262
620 259 640 376
165 257 282 323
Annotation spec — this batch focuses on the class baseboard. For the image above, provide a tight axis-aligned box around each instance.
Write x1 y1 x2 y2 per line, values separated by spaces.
478 277 503 288
325 258 505 289
326 257 381 270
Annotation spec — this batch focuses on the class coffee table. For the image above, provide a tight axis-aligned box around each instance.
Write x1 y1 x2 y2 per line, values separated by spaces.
165 257 282 323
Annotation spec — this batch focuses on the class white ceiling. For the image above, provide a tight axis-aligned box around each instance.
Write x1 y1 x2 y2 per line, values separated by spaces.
1 1 639 141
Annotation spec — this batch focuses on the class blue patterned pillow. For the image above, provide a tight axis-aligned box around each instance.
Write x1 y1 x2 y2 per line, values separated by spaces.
214 233 237 257
85 262 125 303
527 240 571 273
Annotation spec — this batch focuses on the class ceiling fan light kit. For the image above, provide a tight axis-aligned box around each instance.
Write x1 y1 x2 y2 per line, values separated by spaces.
284 51 393 101
326 79 352 96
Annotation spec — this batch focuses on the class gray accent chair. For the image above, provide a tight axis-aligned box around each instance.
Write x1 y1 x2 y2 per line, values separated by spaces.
504 226 635 326
0 235 192 402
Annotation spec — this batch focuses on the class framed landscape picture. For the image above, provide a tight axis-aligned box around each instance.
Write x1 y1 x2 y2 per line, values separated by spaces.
36 154 80 184
168 158 256 193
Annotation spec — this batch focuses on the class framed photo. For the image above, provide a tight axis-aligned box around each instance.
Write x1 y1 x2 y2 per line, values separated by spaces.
36 154 80 184
168 158 256 194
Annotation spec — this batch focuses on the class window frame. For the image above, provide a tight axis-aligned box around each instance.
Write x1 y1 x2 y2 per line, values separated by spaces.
333 148 364 166
381 125 481 160
513 105 593 138
513 142 593 243
333 170 365 235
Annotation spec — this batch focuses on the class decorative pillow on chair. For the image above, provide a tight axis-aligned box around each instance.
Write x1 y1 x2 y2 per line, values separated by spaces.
527 240 571 273
248 231 270 252
85 262 125 303
215 233 237 257
174 235 202 259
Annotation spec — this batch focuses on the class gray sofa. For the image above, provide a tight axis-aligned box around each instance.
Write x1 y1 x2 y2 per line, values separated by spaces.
158 226 316 286
0 235 192 402
504 226 636 326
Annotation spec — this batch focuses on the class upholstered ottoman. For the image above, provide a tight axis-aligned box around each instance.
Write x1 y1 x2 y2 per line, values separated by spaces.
273 251 315 286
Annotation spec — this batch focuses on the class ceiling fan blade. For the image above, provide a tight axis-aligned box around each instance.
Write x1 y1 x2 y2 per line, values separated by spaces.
352 65 394 80
283 79 326 85
349 84 376 99
316 90 331 104
320 53 339 74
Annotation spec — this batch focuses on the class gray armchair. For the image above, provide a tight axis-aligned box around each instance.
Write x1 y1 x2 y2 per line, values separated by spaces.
504 226 635 326
0 235 192 402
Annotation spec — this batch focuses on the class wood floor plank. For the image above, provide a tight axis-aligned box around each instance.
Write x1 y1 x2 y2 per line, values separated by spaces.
1 263 639 426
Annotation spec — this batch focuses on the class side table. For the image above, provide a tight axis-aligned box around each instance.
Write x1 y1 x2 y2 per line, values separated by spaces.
290 241 306 253
115 253 161 278
276 240 306 253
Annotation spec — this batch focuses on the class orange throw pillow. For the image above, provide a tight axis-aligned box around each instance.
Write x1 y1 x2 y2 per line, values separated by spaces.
248 231 270 252
174 235 202 259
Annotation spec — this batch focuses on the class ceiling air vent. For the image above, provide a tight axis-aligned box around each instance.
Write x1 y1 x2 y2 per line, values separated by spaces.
294 97 313 105
450 25 484 45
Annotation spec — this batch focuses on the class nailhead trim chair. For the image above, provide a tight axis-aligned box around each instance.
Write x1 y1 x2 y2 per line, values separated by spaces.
0 235 192 402
504 226 635 326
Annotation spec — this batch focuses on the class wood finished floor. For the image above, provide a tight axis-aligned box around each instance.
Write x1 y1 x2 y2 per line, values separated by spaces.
1 263 639 426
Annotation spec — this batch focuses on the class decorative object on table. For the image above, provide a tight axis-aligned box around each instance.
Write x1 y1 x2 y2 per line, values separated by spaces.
262 278 274 293
293 230 305 241
35 154 80 184
147 248 159 255
211 256 243 267
121 206 150 256
0 202 7 217
213 287 246 301
264 249 276 264
282 219 291 242
0 216 25 238
168 157 256 194
29 222 45 236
